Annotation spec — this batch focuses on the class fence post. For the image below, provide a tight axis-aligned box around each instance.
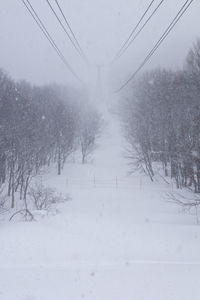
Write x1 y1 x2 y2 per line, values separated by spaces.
116 176 118 188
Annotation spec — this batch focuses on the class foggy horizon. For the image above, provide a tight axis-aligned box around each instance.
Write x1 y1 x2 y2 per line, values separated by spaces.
0 0 199 90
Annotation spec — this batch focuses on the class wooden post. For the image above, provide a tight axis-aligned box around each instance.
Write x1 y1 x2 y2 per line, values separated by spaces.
116 176 118 188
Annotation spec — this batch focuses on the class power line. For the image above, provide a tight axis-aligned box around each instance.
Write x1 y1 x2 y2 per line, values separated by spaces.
54 0 87 62
111 0 156 64
116 0 195 92
113 0 165 63
23 0 83 82
46 0 87 63
24 0 66 61
21 0 82 83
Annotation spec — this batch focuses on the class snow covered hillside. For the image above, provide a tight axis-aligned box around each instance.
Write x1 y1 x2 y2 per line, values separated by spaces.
0 114 200 300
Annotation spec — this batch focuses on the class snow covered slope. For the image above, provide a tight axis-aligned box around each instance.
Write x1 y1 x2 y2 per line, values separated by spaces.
0 114 200 300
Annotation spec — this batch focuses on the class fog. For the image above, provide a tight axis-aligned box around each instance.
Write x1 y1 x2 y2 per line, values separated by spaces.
1 2 200 299
0 0 199 91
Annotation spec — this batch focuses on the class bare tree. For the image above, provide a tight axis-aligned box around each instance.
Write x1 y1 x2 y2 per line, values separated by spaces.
120 39 200 195
0 68 88 211
79 106 102 164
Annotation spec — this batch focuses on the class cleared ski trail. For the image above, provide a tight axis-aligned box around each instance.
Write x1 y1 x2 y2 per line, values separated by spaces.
0 113 200 300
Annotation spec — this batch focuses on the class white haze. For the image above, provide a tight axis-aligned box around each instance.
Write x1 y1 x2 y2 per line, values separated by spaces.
0 0 199 91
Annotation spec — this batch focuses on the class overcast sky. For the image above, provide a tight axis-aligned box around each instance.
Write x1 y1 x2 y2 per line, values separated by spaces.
0 0 199 91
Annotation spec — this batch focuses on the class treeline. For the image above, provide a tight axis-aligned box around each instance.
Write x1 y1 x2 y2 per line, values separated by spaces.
121 39 200 193
0 69 101 209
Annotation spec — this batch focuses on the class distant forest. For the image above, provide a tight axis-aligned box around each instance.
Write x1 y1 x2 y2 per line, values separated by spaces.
0 72 101 210
121 39 200 199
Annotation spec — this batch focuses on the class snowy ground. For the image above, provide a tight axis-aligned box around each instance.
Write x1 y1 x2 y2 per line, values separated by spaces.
0 113 200 300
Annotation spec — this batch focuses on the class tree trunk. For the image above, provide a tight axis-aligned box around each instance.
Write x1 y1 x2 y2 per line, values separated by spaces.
58 149 61 175
11 165 15 209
